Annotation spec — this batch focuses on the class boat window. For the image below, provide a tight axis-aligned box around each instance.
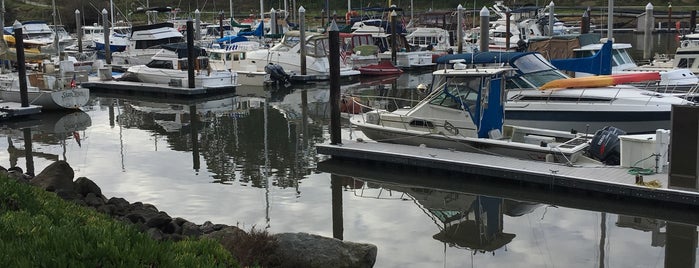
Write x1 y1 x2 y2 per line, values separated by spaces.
618 49 634 64
512 53 558 74
146 59 173 69
678 58 694 69
409 119 434 128
308 38 329 57
210 52 222 60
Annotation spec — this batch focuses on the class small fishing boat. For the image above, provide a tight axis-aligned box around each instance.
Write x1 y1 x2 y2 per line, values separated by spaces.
358 60 403 76
350 68 601 164
0 61 89 110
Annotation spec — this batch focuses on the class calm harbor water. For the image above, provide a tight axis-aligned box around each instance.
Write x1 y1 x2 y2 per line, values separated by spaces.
2 33 698 267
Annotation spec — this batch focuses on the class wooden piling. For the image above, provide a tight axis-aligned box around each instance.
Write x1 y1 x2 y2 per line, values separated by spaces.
187 21 195 89
13 22 28 107
328 20 341 145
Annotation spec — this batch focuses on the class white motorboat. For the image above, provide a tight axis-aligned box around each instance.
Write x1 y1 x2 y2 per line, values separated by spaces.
111 22 184 66
207 41 273 87
565 40 699 92
353 23 436 69
240 31 360 80
351 67 600 164
433 51 693 134
118 43 238 89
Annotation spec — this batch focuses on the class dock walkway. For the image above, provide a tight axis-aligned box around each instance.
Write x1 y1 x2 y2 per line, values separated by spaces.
317 140 699 207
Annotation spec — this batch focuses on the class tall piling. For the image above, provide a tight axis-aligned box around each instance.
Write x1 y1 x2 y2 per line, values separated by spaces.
13 21 28 107
299 6 307 75
75 10 82 54
505 11 511 50
219 10 224 39
548 1 555 36
581 9 589 34
457 4 463 54
195 9 201 40
390 10 398 64
328 20 341 145
480 7 489 52
187 21 195 88
644 3 653 60
102 9 111 64
607 0 614 40
691 11 697 33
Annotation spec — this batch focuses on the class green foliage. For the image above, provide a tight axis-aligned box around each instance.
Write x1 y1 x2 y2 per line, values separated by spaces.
0 175 238 267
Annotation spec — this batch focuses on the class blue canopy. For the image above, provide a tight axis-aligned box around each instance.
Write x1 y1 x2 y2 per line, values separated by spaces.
435 52 533 65
550 40 612 75
239 21 263 37
216 35 248 44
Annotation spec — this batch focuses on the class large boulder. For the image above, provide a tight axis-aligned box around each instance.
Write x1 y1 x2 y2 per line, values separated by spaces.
271 232 377 268
30 161 75 192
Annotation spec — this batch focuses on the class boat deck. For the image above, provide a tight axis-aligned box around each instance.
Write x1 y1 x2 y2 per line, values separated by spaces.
316 140 699 207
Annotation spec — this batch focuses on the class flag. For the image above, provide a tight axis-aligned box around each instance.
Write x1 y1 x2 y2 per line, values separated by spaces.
70 73 76 88
73 131 81 147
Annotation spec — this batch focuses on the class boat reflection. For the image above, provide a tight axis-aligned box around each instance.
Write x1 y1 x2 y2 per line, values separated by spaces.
90 87 325 188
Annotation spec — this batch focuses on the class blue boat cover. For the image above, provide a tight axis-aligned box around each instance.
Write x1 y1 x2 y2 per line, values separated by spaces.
435 52 534 65
549 40 612 75
216 35 248 44
239 21 264 37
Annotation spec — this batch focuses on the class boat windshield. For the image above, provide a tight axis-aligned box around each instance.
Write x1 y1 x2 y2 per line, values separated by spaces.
429 76 482 117
511 53 568 88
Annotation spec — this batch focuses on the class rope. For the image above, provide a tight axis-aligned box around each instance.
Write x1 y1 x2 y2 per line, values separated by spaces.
626 153 660 175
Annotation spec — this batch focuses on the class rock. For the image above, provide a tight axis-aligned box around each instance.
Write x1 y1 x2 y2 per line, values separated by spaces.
74 177 103 198
181 221 203 237
200 221 216 234
84 192 106 207
272 232 377 268
202 226 249 250
147 228 164 241
162 221 181 234
30 161 75 192
145 211 172 228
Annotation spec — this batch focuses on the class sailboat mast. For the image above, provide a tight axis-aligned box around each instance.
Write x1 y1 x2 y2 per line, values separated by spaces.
52 0 59 57
110 0 115 27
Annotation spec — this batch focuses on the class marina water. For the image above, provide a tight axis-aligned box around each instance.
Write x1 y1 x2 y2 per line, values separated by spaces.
2 32 698 267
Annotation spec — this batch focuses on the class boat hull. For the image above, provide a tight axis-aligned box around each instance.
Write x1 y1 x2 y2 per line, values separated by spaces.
0 87 89 110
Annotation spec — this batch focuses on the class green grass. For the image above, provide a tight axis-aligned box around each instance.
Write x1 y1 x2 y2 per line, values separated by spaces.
0 175 238 267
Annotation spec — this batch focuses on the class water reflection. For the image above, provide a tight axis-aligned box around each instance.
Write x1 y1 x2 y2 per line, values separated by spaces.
318 159 699 266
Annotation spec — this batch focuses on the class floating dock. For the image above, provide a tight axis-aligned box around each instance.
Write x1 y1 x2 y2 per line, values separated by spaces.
316 140 699 207
0 102 42 120
81 80 236 96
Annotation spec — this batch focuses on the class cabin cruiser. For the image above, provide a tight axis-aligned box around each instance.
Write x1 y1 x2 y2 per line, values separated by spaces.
118 43 238 89
239 31 360 80
433 51 692 133
111 22 184 66
0 61 89 110
353 24 436 69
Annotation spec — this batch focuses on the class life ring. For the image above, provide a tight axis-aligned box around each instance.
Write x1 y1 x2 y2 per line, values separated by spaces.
438 34 446 44
345 11 358 22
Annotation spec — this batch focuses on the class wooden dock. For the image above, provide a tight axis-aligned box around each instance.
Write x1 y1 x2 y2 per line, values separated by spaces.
316 140 699 207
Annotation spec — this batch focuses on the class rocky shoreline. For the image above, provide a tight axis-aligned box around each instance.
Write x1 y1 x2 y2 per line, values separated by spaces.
2 161 377 268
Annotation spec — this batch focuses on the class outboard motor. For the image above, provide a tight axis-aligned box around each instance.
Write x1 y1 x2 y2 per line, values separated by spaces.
264 63 291 87
588 126 626 165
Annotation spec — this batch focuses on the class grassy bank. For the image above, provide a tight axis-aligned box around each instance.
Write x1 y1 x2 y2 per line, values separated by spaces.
0 175 238 267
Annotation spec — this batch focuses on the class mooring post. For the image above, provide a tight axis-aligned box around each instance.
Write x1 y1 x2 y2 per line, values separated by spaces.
13 21 28 107
581 9 589 34
390 10 398 64
102 9 111 64
668 2 672 32
480 7 489 52
195 9 201 40
187 20 195 88
548 1 555 36
691 10 697 33
75 10 82 54
644 3 653 60
505 10 511 50
219 10 224 39
270 8 277 35
299 6 307 75
328 20 341 145
457 4 463 54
